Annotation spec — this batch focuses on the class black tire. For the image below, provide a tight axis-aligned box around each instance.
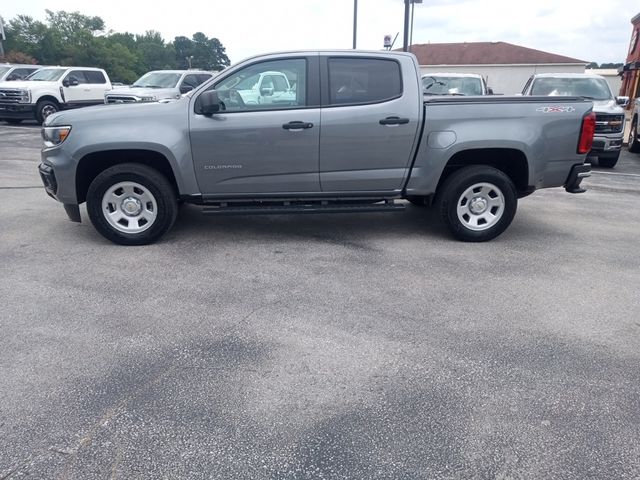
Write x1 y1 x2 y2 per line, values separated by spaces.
436 165 517 242
629 118 640 153
598 152 619 168
35 99 59 124
407 196 427 207
86 163 178 245
5 119 23 125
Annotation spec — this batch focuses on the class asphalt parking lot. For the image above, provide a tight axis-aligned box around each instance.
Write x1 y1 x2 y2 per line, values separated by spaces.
1 123 639 479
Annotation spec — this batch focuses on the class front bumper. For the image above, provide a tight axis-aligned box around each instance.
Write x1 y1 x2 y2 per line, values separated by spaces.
0 104 35 120
591 133 623 154
565 163 591 194
39 163 81 222
38 163 57 198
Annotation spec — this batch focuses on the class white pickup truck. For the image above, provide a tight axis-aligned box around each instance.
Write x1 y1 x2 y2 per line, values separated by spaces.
228 70 297 106
422 73 492 96
0 66 111 124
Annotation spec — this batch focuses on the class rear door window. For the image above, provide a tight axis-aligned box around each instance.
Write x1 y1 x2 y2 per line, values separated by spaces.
328 58 402 106
83 71 107 84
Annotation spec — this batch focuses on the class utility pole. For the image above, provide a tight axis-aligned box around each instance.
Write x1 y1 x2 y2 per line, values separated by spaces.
353 0 358 49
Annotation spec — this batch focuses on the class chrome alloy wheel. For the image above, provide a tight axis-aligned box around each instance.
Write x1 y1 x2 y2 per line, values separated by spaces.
102 181 158 234
456 182 505 231
41 104 58 119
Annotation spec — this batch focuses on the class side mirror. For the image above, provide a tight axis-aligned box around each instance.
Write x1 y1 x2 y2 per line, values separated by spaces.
62 79 69 87
616 96 629 107
487 87 494 95
180 85 194 94
260 87 274 96
199 90 222 115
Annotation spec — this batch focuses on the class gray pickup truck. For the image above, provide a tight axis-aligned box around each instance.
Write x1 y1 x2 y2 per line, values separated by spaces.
39 50 594 245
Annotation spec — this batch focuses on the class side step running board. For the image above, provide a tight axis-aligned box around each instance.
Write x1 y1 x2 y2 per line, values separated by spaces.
202 201 405 216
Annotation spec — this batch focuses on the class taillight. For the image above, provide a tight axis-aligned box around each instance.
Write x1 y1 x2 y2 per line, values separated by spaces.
577 112 596 154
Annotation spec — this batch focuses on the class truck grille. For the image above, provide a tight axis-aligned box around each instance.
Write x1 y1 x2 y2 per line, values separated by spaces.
595 114 624 134
0 89 29 104
105 95 139 104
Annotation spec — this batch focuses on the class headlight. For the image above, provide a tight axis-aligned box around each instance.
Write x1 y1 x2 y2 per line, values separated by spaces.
42 126 72 148
139 95 157 102
16 89 31 104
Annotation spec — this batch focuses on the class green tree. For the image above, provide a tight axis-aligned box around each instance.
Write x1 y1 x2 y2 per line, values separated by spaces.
135 31 175 71
174 32 230 70
3 10 232 81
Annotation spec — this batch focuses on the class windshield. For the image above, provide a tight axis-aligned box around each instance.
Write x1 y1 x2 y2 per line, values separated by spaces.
422 76 483 95
530 77 612 100
133 72 181 89
0 66 11 78
29 68 66 82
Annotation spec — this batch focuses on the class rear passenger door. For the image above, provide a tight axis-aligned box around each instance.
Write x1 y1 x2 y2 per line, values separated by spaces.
319 56 421 192
82 70 110 103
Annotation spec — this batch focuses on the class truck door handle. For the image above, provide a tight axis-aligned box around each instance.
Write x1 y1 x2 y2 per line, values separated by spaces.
379 116 410 126
282 121 314 131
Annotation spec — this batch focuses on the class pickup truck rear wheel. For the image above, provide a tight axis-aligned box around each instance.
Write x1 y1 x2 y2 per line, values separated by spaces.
35 100 59 124
628 118 640 153
598 152 619 168
437 166 517 242
86 163 178 245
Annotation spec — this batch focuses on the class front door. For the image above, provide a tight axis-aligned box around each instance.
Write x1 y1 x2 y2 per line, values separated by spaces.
190 56 321 195
62 70 90 105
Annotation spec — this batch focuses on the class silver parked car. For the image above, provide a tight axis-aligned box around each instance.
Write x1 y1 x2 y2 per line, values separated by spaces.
104 70 214 104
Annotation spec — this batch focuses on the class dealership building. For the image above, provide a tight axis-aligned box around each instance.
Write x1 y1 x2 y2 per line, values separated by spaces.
620 12 640 106
408 41 587 95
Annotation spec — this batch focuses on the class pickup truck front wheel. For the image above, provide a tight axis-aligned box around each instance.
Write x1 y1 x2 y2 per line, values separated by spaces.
437 166 517 242
86 163 178 245
35 100 59 124
628 118 639 153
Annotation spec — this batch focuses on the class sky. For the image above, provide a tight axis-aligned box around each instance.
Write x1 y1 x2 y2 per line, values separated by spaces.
0 0 637 65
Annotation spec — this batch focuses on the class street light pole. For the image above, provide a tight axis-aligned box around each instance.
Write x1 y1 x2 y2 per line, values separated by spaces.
402 0 410 52
353 0 358 49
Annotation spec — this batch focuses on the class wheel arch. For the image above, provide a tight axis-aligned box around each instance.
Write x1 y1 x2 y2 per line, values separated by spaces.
75 149 179 204
35 95 61 106
437 148 529 194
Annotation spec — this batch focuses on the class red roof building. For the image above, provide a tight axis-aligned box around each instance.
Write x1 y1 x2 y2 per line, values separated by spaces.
406 41 587 95
408 41 586 66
